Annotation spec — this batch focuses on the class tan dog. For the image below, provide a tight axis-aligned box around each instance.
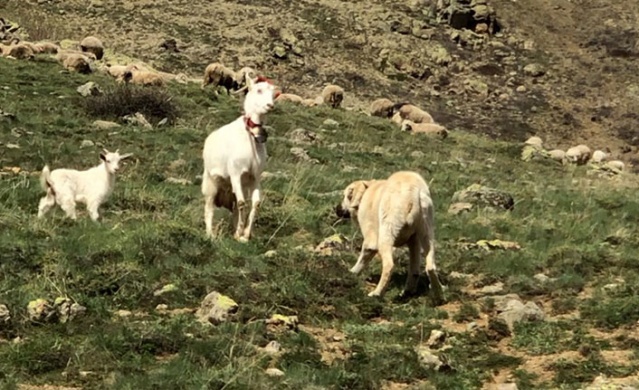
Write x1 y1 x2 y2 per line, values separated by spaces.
335 171 444 303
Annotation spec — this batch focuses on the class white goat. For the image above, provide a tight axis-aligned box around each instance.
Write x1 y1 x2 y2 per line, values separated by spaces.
201 74 280 242
37 149 132 221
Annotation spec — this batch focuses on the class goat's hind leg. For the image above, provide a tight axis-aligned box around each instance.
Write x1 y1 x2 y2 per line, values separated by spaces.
202 174 218 239
242 183 261 241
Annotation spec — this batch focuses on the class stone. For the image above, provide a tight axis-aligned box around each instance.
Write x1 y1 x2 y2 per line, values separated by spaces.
314 234 349 256
265 368 285 377
264 250 277 258
523 63 545 77
153 283 179 296
427 330 446 349
288 128 320 145
80 140 95 148
448 202 474 215
0 304 10 325
497 299 545 330
27 298 57 323
77 81 102 97
430 45 452 66
290 147 319 164
416 346 450 371
323 118 340 127
451 184 514 211
165 177 192 185
262 340 282 355
123 112 152 129
92 120 121 130
196 292 238 325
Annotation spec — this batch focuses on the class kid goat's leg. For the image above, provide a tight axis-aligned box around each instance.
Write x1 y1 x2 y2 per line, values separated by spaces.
202 174 218 238
243 182 261 240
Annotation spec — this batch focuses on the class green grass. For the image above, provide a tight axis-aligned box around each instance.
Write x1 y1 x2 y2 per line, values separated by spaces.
1 57 639 389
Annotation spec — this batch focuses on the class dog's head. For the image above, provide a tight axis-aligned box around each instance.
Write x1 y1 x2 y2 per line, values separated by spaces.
335 180 372 219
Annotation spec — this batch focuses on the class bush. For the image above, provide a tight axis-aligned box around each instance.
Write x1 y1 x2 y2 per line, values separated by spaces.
83 84 180 125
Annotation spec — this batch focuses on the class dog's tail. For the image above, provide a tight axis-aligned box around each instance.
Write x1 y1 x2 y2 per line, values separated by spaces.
40 165 56 196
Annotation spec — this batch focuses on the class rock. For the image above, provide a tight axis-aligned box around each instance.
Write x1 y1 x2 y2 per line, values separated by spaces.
523 63 545 77
123 112 152 129
265 368 285 377
497 299 545 330
264 250 277 258
6 143 20 149
0 109 16 122
416 346 450 371
474 239 521 251
451 184 514 211
0 304 10 325
115 309 133 318
314 233 349 255
92 120 120 130
498 384 519 390
411 150 425 159
290 147 319 164
165 177 192 185
427 330 446 349
159 38 179 53
449 271 473 279
583 374 639 390
323 118 340 127
273 46 288 59
265 314 299 331
77 81 102 97
80 140 95 148
196 292 238 325
430 45 452 66
464 79 489 97
448 202 474 215
288 128 320 145
168 159 187 171
479 282 504 295
54 297 85 323
262 340 282 355
533 273 551 284
153 283 179 296
27 298 57 323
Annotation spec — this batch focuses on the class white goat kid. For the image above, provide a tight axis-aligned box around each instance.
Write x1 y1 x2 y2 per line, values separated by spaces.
202 74 280 242
37 149 132 221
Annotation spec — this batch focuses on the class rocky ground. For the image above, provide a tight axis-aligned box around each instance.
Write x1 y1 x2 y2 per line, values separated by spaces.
5 0 639 164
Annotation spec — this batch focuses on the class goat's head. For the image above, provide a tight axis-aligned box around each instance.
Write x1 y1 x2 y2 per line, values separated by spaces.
99 148 133 174
241 74 280 117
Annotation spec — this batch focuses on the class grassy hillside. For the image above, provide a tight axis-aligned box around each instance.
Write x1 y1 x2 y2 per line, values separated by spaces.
1 58 639 389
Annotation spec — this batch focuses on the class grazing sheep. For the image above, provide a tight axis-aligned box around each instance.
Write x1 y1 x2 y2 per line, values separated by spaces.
34 41 60 54
3 43 35 60
401 120 448 139
321 84 345 108
201 62 237 93
301 98 319 107
591 150 608 163
524 136 543 149
335 170 444 302
202 74 280 242
393 103 434 124
566 144 592 165
121 69 166 87
275 93 304 104
62 53 92 74
548 149 566 164
605 160 625 172
80 36 104 60
56 50 96 63
37 149 133 221
369 98 396 118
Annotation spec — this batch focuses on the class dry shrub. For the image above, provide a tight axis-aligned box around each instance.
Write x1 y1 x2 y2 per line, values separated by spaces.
3 3 67 42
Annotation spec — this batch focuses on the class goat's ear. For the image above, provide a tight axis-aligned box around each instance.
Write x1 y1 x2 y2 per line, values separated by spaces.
99 152 107 162
120 153 133 160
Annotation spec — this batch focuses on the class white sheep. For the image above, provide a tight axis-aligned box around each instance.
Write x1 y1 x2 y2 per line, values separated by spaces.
605 160 625 172
275 93 304 104
321 84 345 108
105 63 142 79
34 41 60 54
201 62 237 93
2 43 35 60
202 74 280 242
369 98 396 118
566 144 592 165
80 36 104 60
524 136 543 149
394 103 434 124
62 53 92 74
401 119 448 139
37 149 133 221
548 149 566 164
121 69 166 87
591 150 608 163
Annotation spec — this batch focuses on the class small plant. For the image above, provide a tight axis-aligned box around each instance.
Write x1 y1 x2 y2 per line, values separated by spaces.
453 302 480 323
83 85 180 125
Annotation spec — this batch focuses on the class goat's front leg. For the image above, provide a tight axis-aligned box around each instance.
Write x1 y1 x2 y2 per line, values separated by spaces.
87 200 102 222
242 184 261 240
230 174 248 242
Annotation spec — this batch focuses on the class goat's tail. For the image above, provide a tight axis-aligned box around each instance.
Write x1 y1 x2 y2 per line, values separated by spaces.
40 165 55 195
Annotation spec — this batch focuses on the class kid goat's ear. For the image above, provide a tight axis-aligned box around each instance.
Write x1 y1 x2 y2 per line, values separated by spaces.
99 152 107 162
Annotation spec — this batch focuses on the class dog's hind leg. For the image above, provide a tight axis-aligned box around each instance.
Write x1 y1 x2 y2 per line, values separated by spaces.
419 206 444 305
368 241 394 297
350 245 377 274
402 235 421 297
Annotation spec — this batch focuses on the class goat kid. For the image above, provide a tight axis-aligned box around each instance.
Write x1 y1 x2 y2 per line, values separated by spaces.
37 149 133 221
202 74 280 242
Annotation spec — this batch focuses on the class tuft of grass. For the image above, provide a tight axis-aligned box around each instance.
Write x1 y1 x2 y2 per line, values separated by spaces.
83 84 181 125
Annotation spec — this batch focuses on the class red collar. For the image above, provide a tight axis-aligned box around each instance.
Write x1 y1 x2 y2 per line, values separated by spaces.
244 116 261 130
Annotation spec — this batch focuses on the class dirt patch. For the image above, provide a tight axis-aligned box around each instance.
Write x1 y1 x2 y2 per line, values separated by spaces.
299 324 350 364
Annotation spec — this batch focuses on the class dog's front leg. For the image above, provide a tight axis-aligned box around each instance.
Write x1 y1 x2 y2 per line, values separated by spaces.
350 246 377 274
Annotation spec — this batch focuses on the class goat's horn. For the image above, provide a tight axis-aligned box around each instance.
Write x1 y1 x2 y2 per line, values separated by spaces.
102 148 109 154
231 85 248 95
115 148 120 154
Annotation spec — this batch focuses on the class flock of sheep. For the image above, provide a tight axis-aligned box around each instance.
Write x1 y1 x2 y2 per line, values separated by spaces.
4 32 626 300
523 136 626 172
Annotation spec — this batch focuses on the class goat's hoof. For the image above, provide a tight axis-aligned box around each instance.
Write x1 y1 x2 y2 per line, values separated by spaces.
367 290 382 298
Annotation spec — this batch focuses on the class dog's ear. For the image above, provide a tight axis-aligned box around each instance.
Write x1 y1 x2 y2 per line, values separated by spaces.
346 186 354 200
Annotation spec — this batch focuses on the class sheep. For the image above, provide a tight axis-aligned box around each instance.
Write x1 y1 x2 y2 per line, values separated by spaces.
56 50 97 63
591 150 608 163
202 74 280 242
80 36 104 60
566 144 592 165
201 62 237 93
524 136 543 149
321 84 345 108
605 160 625 172
391 111 404 125
548 149 567 164
121 69 166 87
105 63 141 79
401 119 448 139
369 98 396 118
3 43 35 60
275 93 304 104
301 98 319 107
393 103 434 124
37 149 133 221
234 66 257 89
33 41 60 54
62 53 92 74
